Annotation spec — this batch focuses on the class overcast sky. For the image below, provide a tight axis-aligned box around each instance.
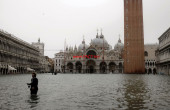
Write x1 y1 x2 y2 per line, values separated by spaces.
0 0 170 58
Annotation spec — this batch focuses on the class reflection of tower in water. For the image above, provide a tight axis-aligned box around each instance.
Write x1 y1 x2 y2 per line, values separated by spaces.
123 79 148 109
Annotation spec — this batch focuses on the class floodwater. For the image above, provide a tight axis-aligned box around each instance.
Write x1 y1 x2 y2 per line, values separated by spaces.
0 73 170 110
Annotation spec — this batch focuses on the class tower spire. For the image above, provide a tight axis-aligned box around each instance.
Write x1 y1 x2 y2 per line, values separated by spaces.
38 38 40 43
82 35 85 44
100 28 104 38
118 34 121 43
96 29 99 38
101 28 103 35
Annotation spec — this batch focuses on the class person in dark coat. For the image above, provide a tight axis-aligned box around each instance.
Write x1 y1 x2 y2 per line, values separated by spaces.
27 73 38 95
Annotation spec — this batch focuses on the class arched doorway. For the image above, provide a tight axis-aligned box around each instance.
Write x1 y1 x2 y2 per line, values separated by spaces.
153 68 157 74
100 62 107 73
144 51 148 56
67 62 73 73
86 50 97 59
76 61 82 73
145 68 147 73
109 62 116 73
86 60 96 73
119 63 123 73
148 68 152 74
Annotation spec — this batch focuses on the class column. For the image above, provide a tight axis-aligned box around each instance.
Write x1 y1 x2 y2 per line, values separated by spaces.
73 64 75 73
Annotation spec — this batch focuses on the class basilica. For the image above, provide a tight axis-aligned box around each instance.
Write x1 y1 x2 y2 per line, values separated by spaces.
64 31 124 73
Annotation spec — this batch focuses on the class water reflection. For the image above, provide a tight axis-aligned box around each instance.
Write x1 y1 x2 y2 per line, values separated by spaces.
0 74 170 109
26 95 40 109
123 78 148 109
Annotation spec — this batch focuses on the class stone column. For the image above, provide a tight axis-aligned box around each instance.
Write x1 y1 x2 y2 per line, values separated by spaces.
82 64 85 73
167 65 169 75
73 64 75 73
106 65 109 73
95 65 100 73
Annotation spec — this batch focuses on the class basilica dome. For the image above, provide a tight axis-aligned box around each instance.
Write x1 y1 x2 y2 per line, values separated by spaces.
114 38 124 51
91 38 109 47
78 44 89 51
78 39 89 51
91 32 111 50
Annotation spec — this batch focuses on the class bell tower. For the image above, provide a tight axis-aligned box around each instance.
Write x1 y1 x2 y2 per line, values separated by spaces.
124 0 145 73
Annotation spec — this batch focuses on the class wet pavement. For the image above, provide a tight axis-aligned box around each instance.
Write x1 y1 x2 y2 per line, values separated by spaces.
0 73 170 110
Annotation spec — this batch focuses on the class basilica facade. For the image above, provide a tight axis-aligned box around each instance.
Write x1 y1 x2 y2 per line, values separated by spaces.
64 32 124 73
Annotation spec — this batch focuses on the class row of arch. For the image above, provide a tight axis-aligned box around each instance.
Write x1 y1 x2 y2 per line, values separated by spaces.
0 67 27 74
145 61 156 67
66 60 123 73
0 36 40 74
145 68 157 74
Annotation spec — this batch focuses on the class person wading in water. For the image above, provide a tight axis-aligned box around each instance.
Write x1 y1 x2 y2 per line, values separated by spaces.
27 73 38 95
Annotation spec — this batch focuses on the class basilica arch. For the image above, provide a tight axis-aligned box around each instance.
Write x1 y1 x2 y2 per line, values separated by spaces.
100 62 107 73
67 62 73 73
86 60 96 73
109 62 116 73
76 61 82 73
86 50 97 59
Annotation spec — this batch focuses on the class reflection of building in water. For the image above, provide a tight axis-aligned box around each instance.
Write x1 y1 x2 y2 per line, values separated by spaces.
63 31 124 73
156 27 170 75
0 29 40 74
144 44 158 74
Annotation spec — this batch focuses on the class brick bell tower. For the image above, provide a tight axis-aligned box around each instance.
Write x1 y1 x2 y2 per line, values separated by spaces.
124 0 145 73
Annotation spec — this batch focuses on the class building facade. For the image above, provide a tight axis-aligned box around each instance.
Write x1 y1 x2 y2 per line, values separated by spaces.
54 31 158 74
63 32 124 74
124 0 145 73
144 44 158 74
32 39 51 73
46 56 54 73
0 29 40 74
32 38 44 56
156 28 170 75
54 51 64 73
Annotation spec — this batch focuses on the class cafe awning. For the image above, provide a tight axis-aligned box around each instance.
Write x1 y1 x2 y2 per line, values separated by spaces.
8 65 17 71
27 67 35 71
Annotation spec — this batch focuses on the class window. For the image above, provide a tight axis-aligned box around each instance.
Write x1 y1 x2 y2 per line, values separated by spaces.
126 17 128 22
145 51 148 56
126 25 128 30
126 8 128 13
126 33 129 37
